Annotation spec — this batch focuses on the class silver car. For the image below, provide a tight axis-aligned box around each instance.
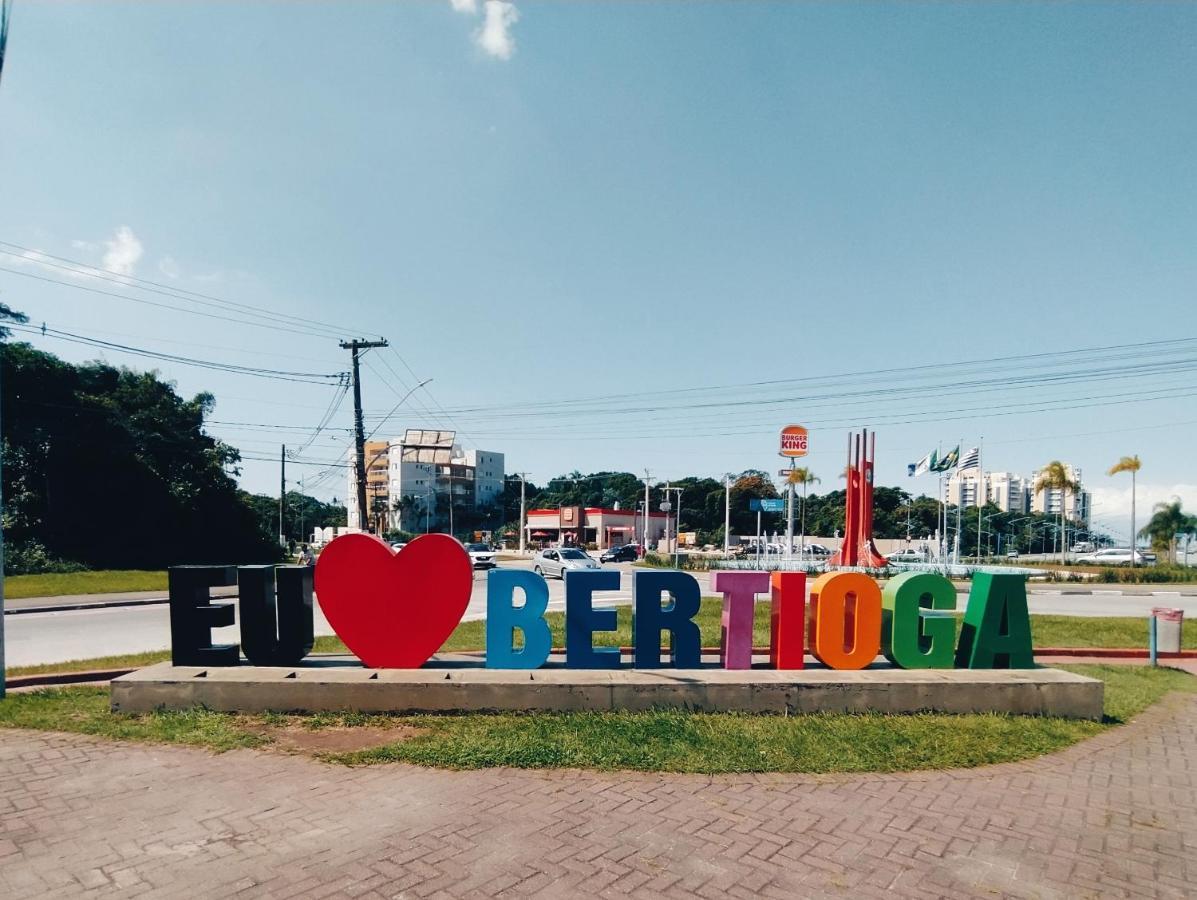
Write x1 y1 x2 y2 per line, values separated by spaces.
533 547 599 579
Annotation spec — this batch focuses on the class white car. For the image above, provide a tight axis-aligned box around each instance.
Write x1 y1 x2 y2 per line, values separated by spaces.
465 543 497 570
886 548 928 563
1075 548 1148 566
533 547 600 578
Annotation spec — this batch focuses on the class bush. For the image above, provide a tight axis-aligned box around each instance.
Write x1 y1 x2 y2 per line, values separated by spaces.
4 540 89 575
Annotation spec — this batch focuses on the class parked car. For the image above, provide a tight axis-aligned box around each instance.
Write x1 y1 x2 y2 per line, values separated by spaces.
599 545 638 563
1006 548 1020 559
802 544 833 557
464 542 497 569
1074 548 1149 566
886 548 928 563
1071 542 1096 554
533 547 600 579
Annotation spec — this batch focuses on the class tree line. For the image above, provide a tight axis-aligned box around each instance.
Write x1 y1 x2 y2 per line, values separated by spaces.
492 470 1095 554
1 340 344 573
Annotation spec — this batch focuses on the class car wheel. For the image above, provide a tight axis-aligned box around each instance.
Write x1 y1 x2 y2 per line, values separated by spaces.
534 566 542 576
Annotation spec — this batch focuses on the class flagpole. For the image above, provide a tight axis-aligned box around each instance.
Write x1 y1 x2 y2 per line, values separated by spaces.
976 436 984 563
953 437 963 566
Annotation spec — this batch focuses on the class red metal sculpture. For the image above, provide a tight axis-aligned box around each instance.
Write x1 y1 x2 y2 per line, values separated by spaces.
830 429 888 568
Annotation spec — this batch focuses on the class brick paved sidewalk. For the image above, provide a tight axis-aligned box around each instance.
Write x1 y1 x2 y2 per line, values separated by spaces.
2 696 1195 899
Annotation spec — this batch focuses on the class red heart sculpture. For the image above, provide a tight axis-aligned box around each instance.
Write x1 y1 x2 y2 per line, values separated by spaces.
314 533 472 668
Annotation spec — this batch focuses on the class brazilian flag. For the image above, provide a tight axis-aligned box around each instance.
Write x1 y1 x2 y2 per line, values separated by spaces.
931 446 959 473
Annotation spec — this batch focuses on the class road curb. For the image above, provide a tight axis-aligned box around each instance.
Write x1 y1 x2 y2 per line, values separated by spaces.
5 668 136 689
1033 647 1197 659
3 597 173 616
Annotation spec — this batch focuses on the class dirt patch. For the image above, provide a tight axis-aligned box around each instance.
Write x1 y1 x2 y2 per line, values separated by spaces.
255 723 427 754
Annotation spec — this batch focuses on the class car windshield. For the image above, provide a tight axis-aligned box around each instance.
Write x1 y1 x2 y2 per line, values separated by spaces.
466 544 489 552
560 549 588 560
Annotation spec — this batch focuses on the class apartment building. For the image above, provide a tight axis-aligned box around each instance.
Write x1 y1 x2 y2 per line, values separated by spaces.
347 430 505 534
945 470 1032 514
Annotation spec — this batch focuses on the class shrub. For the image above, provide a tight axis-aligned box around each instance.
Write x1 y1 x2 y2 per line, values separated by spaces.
4 540 89 575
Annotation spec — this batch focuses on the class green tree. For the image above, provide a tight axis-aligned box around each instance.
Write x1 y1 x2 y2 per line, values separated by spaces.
1138 499 1193 565
1107 455 1142 565
788 467 819 551
2 342 280 571
0 302 27 338
1034 461 1080 564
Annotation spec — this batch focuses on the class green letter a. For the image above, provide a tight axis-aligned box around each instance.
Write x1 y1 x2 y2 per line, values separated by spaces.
954 572 1034 669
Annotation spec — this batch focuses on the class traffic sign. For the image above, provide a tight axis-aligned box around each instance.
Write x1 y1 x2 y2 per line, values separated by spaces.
779 424 809 458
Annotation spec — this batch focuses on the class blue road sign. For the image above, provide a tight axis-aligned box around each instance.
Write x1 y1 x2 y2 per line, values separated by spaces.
750 498 785 512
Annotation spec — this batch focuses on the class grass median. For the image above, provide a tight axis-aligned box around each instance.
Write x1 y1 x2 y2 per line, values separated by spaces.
1 665 1193 773
8 598 1192 678
4 570 168 600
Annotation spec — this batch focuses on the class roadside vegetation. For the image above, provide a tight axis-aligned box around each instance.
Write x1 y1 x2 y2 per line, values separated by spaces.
4 569 169 600
1 665 1192 773
8 601 1193 680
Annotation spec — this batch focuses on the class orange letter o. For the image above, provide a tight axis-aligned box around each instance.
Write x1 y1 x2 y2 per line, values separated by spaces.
808 572 882 670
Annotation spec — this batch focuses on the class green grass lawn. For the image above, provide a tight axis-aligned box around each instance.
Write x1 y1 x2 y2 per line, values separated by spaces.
4 570 168 600
7 598 1192 678
1 665 1192 773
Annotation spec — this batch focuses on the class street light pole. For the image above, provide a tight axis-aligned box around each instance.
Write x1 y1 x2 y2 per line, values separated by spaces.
643 470 652 551
724 474 731 556
514 472 529 555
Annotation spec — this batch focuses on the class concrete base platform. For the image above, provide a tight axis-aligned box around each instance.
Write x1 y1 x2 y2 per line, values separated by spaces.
111 654 1104 720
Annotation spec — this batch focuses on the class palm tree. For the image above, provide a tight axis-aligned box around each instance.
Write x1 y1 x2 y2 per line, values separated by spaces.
1139 499 1190 565
1034 461 1080 564
789 467 820 558
1107 455 1142 567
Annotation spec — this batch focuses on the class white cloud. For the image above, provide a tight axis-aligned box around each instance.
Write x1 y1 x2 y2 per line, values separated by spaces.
474 1 519 60
1087 482 1197 542
1089 482 1197 521
11 247 93 282
102 226 144 277
158 256 181 280
449 0 478 13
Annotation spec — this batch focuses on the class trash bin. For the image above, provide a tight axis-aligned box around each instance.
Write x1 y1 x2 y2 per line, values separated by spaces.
1151 607 1184 654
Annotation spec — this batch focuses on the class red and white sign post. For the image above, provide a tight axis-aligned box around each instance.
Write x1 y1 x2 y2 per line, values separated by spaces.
778 425 809 562
780 424 809 458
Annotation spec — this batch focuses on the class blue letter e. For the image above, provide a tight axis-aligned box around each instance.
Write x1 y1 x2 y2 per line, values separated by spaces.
486 569 552 669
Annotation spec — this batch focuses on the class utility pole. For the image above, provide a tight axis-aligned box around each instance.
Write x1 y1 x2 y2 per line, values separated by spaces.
666 486 684 567
513 472 529 555
340 338 389 530
724 474 731 556
663 481 671 558
279 444 286 548
643 470 652 552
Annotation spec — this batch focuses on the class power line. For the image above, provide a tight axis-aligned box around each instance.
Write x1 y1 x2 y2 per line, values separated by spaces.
0 241 375 339
0 265 342 339
9 323 346 384
405 337 1197 419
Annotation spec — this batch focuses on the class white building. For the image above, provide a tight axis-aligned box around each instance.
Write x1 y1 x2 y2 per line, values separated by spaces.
347 429 505 535
1030 464 1090 525
945 470 1031 514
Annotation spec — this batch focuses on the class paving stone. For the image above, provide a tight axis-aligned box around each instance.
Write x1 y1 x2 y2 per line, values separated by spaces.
1 695 1196 898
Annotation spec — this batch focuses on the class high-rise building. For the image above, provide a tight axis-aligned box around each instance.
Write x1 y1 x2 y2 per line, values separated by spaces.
945 470 1032 514
1030 464 1090 524
346 430 505 535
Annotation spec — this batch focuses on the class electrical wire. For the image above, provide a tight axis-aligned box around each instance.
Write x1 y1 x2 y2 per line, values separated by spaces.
9 323 346 384
0 241 375 340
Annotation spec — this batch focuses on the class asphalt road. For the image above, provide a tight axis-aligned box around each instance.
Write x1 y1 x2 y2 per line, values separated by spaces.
5 561 1196 667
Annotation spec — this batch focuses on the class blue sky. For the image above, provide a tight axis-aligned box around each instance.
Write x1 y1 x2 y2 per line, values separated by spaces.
1 1 1195 542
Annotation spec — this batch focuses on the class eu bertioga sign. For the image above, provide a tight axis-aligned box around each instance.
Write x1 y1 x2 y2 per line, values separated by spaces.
169 533 1034 671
